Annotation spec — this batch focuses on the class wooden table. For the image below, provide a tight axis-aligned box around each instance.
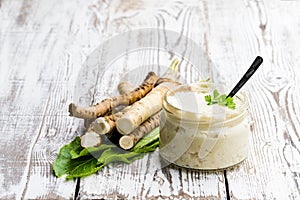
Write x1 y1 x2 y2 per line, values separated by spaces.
1 0 300 199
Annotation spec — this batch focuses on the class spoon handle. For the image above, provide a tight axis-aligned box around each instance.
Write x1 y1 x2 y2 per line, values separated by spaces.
227 56 263 98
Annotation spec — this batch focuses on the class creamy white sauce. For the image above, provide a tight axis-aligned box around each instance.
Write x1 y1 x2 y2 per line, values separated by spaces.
160 90 250 170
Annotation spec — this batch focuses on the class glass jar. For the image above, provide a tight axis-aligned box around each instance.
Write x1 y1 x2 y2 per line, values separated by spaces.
159 83 250 170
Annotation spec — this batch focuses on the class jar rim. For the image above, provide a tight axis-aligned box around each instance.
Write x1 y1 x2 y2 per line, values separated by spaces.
163 82 248 116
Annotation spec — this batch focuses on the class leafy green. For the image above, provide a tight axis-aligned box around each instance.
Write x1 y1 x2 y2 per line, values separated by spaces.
66 157 101 179
53 128 160 179
132 127 159 152
204 95 212 105
52 136 101 179
52 137 83 177
70 144 116 159
97 148 143 165
204 89 236 109
226 96 236 109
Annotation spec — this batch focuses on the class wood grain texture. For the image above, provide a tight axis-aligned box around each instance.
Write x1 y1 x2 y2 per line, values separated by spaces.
0 0 102 198
220 0 300 199
0 0 300 199
199 0 300 199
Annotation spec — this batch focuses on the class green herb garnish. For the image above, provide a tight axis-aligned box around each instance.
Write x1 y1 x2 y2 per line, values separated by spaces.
204 89 236 109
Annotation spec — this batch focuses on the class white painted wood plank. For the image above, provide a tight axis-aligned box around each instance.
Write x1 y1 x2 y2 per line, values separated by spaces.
0 2 58 198
14 0 112 198
0 0 100 198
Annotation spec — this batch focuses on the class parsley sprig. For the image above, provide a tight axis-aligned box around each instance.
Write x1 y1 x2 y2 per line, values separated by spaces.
204 89 236 109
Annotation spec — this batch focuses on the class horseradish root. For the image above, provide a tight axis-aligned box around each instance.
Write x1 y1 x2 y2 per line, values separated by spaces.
116 80 179 135
93 106 131 135
84 81 134 128
69 72 158 119
80 131 101 148
119 112 160 150
118 81 135 95
80 106 131 148
116 60 180 135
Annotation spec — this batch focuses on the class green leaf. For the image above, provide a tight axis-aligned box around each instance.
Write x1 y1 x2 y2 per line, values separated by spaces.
217 94 227 106
204 89 236 109
213 89 219 98
132 127 159 152
226 97 236 109
53 127 160 179
52 137 105 179
66 158 103 179
204 95 212 104
53 137 83 177
134 140 159 153
70 144 116 159
97 148 143 165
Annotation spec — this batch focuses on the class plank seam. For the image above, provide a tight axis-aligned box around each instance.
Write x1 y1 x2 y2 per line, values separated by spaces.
74 178 81 200
224 170 230 200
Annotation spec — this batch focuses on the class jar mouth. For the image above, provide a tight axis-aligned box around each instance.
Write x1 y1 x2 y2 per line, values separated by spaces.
164 82 248 116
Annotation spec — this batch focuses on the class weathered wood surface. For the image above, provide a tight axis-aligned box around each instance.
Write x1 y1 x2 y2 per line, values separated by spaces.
0 0 299 199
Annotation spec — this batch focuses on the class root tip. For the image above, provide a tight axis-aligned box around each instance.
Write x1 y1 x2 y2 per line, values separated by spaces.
119 136 134 150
